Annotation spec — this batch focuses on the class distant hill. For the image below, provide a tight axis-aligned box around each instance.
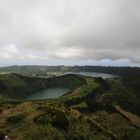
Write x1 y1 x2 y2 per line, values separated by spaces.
0 65 140 92
0 65 140 77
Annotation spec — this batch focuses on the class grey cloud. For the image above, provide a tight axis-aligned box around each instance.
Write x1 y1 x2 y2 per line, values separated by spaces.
0 0 140 66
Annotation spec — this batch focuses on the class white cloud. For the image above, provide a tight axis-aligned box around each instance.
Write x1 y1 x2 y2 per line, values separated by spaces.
50 47 84 59
0 44 48 62
0 44 20 59
4 44 20 54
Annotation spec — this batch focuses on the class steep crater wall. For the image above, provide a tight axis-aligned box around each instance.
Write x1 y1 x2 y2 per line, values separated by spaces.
0 73 86 99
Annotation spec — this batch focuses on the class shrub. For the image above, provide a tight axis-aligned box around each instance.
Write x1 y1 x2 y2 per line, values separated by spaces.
46 108 69 130
33 108 69 130
7 114 25 124
33 114 51 125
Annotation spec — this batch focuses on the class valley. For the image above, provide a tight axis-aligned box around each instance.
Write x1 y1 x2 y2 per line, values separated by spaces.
0 66 140 140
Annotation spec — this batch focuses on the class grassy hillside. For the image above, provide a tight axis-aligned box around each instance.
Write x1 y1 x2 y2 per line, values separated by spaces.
0 73 31 98
0 101 117 140
0 73 140 140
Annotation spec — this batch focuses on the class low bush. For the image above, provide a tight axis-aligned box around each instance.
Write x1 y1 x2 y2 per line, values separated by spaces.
33 108 69 130
7 114 25 124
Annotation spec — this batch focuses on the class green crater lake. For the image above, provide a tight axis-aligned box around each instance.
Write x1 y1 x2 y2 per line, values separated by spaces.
27 87 70 100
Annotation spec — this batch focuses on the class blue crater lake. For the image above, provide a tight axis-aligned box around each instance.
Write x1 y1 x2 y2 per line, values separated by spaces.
27 87 70 100
60 72 117 79
78 72 116 79
27 72 117 100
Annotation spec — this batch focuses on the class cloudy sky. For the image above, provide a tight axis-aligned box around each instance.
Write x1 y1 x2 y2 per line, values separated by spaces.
0 0 140 66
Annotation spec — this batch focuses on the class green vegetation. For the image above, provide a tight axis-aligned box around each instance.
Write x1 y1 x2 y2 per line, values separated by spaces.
72 102 88 110
90 111 140 140
0 73 86 99
7 114 25 124
33 108 69 130
0 102 117 140
115 105 140 129
0 69 140 140
56 77 100 103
